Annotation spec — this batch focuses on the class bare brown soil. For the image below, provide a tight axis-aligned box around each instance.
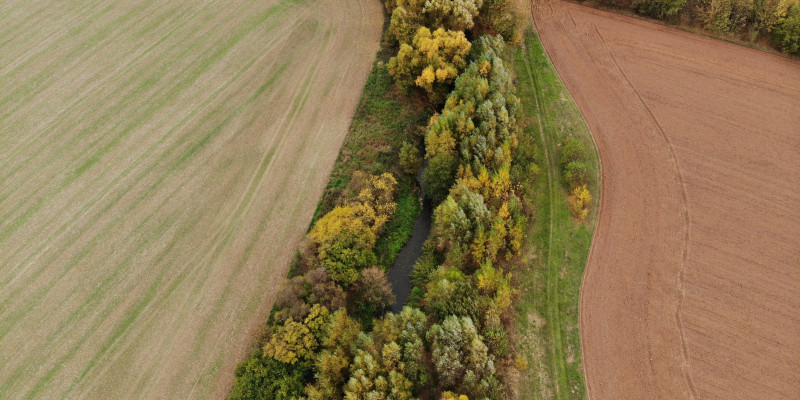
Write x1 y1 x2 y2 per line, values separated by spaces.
0 0 381 398
530 1 800 399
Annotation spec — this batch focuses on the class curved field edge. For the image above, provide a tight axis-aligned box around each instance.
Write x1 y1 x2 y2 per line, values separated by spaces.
511 26 600 399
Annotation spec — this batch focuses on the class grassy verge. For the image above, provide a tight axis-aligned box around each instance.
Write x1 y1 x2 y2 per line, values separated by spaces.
511 27 600 399
309 52 429 267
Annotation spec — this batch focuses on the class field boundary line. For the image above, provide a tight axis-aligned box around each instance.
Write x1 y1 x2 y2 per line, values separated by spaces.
528 1 604 399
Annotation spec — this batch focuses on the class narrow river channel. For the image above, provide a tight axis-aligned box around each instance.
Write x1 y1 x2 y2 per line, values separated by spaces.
386 165 432 313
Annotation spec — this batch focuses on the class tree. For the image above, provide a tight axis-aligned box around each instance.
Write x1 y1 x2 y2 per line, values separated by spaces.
340 172 398 223
307 267 347 312
427 315 497 396
273 276 312 324
263 320 315 365
351 267 396 316
441 392 469 400
311 172 398 254
424 0 484 32
343 333 415 400
432 184 492 266
475 0 520 43
311 205 379 251
306 310 362 400
565 160 589 189
388 0 427 44
774 2 800 54
318 233 378 287
399 141 422 175
423 152 458 205
374 307 430 390
389 27 472 104
424 35 521 175
424 266 480 322
273 268 345 324
387 0 484 44
230 351 309 400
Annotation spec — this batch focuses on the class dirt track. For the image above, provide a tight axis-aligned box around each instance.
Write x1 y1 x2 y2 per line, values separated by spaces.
0 0 381 398
530 2 800 399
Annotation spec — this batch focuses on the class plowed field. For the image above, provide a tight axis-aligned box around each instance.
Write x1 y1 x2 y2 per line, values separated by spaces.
0 0 381 398
530 1 800 399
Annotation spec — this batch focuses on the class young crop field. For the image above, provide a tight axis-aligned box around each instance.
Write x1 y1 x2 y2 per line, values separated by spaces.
0 0 381 398
530 1 800 399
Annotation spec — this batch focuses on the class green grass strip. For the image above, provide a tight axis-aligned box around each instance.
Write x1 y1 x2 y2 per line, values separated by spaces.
512 27 601 399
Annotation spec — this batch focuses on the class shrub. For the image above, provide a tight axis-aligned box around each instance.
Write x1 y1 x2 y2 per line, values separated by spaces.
633 0 687 19
560 138 586 167
565 160 589 189
568 184 592 222
399 141 422 175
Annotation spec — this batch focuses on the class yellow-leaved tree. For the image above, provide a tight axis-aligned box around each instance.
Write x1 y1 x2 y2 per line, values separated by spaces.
440 392 469 400
388 27 471 104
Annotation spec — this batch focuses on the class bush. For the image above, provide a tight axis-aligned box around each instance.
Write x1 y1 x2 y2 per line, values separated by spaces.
399 141 422 175
565 160 589 189
568 184 592 222
560 138 586 167
633 0 687 19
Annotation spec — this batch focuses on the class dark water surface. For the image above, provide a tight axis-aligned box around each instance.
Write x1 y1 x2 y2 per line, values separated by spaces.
387 166 432 313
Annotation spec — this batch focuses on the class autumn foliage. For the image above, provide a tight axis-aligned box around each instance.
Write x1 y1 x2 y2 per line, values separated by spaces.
232 1 530 398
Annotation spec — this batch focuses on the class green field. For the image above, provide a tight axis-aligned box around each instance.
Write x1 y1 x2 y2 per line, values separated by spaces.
512 27 600 399
0 0 381 398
